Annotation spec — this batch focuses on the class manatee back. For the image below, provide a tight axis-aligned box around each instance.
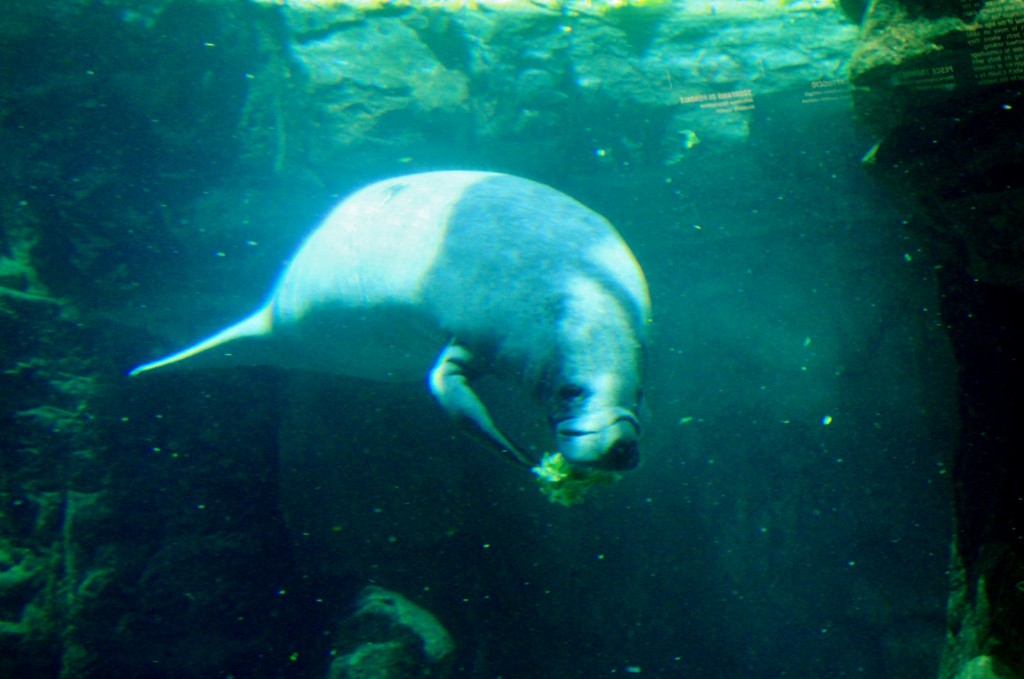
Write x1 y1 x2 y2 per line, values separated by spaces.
421 174 650 360
271 171 501 324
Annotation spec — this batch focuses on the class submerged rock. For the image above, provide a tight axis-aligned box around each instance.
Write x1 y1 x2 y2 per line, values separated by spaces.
328 586 454 679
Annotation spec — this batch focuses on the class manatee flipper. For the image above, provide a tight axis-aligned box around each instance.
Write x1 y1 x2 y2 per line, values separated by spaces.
429 341 534 467
129 307 273 376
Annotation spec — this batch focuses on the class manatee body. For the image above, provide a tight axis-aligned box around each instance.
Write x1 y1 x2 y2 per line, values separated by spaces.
131 171 651 470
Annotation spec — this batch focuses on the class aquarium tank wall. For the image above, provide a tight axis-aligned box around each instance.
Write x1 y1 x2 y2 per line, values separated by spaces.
1 0 1021 677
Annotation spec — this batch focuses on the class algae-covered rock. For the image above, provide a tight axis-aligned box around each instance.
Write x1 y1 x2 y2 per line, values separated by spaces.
353 586 454 664
328 586 454 679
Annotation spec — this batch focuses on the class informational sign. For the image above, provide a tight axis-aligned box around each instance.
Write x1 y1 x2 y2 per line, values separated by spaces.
963 0 1024 86
679 89 755 113
879 0 1024 91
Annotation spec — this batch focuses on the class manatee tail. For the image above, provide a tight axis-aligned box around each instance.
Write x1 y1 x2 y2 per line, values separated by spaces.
129 307 273 376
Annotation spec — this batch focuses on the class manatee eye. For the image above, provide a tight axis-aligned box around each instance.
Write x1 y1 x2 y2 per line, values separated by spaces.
556 384 586 401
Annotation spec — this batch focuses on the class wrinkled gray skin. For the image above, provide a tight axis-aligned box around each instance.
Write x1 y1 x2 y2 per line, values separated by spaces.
131 171 651 471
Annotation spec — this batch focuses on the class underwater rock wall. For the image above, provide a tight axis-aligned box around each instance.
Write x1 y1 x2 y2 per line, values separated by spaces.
0 239 99 676
0 206 311 676
851 0 1024 677
0 4 321 676
252 0 856 179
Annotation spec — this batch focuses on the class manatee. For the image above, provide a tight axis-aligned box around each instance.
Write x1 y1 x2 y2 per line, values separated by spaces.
130 171 651 470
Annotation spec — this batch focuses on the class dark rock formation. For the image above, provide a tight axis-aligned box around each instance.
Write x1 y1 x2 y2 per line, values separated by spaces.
327 586 454 679
852 0 1024 676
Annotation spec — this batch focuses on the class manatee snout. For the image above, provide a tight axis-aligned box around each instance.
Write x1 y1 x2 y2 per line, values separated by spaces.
556 414 640 471
604 436 640 470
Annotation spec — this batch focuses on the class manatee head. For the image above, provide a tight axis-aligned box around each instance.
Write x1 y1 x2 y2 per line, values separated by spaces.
539 266 648 471
548 373 643 471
